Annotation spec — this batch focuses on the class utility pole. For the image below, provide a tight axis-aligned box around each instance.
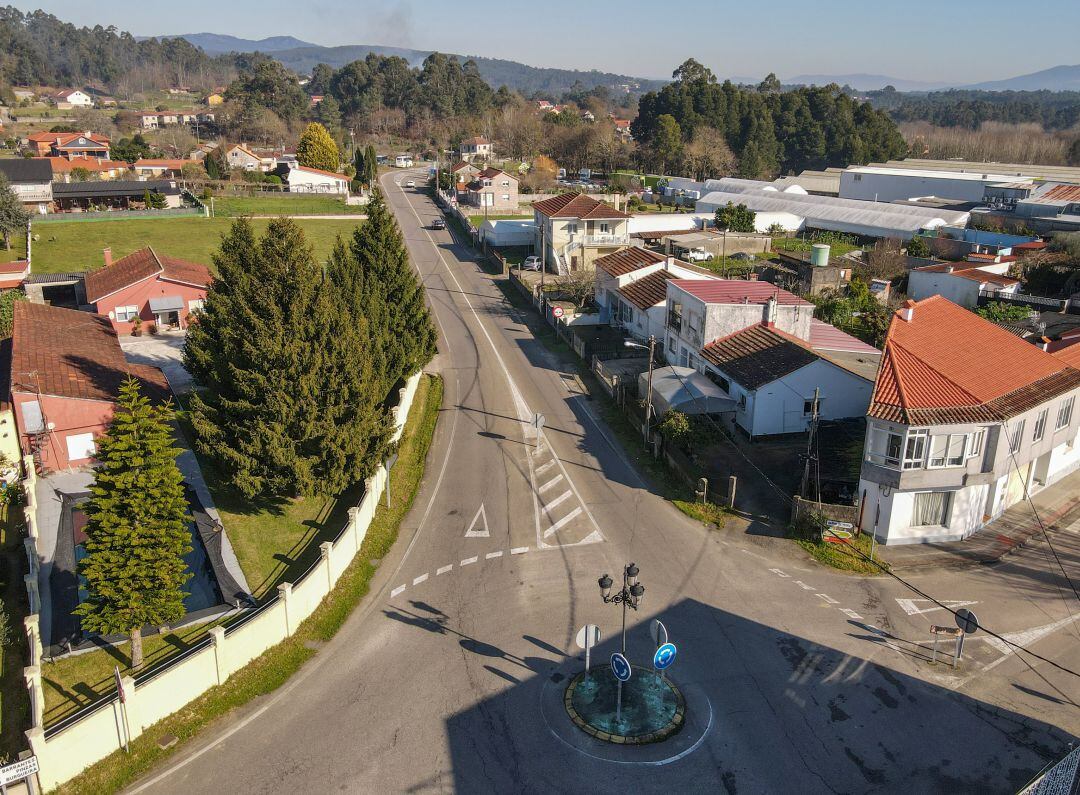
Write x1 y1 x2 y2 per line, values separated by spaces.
800 387 820 500
539 218 546 314
643 335 656 450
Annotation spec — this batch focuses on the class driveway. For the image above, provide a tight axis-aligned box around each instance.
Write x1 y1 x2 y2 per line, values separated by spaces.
119 332 193 394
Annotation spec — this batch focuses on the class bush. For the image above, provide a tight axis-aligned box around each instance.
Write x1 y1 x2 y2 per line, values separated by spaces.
792 510 827 542
906 236 930 258
658 410 692 447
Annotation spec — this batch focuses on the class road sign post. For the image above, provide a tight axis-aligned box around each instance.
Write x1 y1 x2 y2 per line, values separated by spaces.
532 412 546 454
0 756 38 794
953 609 980 665
650 619 668 649
576 624 601 674
930 625 963 667
610 652 631 722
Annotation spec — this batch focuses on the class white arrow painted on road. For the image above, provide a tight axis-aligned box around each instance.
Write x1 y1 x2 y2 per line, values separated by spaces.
983 614 1080 671
464 503 490 538
896 598 979 617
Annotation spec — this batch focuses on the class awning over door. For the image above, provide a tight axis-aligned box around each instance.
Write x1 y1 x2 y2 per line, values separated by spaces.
149 295 184 313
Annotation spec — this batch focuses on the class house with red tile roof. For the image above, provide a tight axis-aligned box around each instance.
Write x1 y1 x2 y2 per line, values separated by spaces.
85 247 212 334
532 193 631 273
27 131 109 159
132 159 190 178
859 296 1080 545
458 136 492 162
8 301 170 472
47 156 126 181
463 168 518 213
908 261 1021 309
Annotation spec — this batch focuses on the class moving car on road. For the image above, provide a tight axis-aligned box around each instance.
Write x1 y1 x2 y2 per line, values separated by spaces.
405 179 416 187
431 218 446 230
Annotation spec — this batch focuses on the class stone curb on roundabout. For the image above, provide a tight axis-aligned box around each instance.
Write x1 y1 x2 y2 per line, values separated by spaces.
563 666 687 745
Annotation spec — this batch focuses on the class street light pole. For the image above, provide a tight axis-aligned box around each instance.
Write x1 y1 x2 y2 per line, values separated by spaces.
598 563 644 655
644 335 656 450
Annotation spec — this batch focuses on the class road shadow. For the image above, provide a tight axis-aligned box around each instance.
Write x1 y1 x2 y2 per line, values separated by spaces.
439 598 1075 792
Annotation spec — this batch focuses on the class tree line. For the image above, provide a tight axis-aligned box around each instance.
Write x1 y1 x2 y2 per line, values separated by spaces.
631 61 907 178
869 87 1080 132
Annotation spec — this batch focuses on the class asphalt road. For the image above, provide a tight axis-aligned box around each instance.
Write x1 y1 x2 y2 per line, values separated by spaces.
129 170 1080 794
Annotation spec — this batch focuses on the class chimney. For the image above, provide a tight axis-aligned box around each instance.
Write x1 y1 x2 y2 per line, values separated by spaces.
665 255 675 271
898 299 916 323
103 247 112 267
1038 336 1051 352
764 295 778 328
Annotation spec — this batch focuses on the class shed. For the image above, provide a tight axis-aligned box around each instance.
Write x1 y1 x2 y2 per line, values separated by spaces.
641 366 736 416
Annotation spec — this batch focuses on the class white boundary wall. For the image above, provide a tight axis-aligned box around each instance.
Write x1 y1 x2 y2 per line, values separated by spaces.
23 372 422 790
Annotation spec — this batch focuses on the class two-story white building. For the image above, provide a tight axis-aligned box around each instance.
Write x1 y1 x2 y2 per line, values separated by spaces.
859 296 1080 545
459 136 493 162
225 144 274 172
463 168 518 213
533 194 631 273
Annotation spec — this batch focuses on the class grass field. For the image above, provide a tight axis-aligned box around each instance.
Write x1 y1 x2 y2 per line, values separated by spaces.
55 374 442 795
211 196 365 217
3 216 367 273
795 531 886 575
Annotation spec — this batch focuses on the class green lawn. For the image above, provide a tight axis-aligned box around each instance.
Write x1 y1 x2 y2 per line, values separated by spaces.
55 374 442 795
211 196 366 217
772 236 861 257
795 531 886 575
7 216 367 273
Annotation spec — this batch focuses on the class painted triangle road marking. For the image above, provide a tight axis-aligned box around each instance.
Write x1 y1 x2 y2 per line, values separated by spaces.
464 503 490 538
895 598 979 617
984 614 1080 659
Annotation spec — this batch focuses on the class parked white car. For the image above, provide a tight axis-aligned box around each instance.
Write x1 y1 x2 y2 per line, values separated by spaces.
684 248 710 262
521 255 542 271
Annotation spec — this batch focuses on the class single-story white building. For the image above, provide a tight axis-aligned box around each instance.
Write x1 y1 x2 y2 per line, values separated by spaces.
907 263 1021 309
287 165 348 194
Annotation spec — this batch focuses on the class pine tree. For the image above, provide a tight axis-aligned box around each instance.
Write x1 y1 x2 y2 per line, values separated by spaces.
74 377 191 669
363 143 378 186
330 188 437 397
185 218 393 499
296 122 340 172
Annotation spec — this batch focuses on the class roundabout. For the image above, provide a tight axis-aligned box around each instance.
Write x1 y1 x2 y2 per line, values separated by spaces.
564 665 685 744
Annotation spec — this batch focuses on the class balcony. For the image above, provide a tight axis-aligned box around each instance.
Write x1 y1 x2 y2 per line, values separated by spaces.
581 233 630 247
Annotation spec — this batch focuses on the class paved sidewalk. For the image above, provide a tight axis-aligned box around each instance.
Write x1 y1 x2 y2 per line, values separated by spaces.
878 468 1080 570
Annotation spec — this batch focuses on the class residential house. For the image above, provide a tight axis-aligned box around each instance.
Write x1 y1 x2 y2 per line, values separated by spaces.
84 247 211 333
698 320 877 437
0 339 21 482
463 168 518 213
593 247 715 332
204 92 225 106
664 280 815 371
225 144 274 172
50 89 94 109
8 301 170 472
0 261 30 291
580 110 596 123
132 159 190 178
47 156 126 181
858 296 1080 545
286 165 348 194
907 262 1021 309
51 179 182 212
309 95 324 106
536 100 555 112
612 119 633 140
27 131 110 159
0 159 52 214
532 193 631 273
459 136 493 162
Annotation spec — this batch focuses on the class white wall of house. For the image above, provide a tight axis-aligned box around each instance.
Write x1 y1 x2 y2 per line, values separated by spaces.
907 270 982 307
288 168 348 194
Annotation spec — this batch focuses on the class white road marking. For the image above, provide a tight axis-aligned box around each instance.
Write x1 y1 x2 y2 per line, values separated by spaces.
543 490 573 513
768 568 790 577
511 546 529 555
486 551 503 559
391 585 406 597
841 609 863 620
460 556 478 566
413 573 428 585
536 459 557 475
544 506 584 538
794 580 816 591
539 474 564 493
464 502 490 538
982 613 1080 671
436 565 453 575
817 594 839 605
895 598 979 617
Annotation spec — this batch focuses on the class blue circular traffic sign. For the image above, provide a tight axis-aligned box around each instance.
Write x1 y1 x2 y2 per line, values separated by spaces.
610 652 632 682
653 642 677 670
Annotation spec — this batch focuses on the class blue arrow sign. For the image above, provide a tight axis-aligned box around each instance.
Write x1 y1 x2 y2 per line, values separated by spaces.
653 642 677 670
610 652 632 682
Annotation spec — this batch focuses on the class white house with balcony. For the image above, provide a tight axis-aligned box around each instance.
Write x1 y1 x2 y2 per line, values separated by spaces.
532 193 630 274
859 296 1080 545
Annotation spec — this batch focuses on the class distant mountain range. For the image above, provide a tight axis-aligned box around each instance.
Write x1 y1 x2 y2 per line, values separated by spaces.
166 33 667 97
163 33 1080 95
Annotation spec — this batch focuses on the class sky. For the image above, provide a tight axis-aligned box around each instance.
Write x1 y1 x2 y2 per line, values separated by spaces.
22 0 1080 84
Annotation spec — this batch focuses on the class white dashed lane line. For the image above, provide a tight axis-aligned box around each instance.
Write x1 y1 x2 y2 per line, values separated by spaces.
794 581 816 591
437 565 453 575
391 585 406 598
413 573 428 585
486 550 504 559
769 568 790 577
769 567 865 625
511 547 529 555
817 594 839 605
841 608 864 620
390 546 535 600
461 556 478 566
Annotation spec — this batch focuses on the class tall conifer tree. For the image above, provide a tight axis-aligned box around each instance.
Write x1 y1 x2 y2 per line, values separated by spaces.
75 378 190 669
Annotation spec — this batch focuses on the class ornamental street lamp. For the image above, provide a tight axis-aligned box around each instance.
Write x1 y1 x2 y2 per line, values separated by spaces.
598 562 645 655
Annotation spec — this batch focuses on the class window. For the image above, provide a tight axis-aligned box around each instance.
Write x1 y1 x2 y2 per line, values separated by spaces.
679 347 690 367
667 334 677 354
968 429 985 459
114 305 139 322
501 194 510 201
600 222 610 234
903 429 928 470
912 491 951 527
946 434 966 466
66 433 96 461
1033 409 1048 442
853 173 863 182
1009 420 1025 454
667 301 683 331
1057 397 1075 430
566 223 578 235
867 427 903 468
